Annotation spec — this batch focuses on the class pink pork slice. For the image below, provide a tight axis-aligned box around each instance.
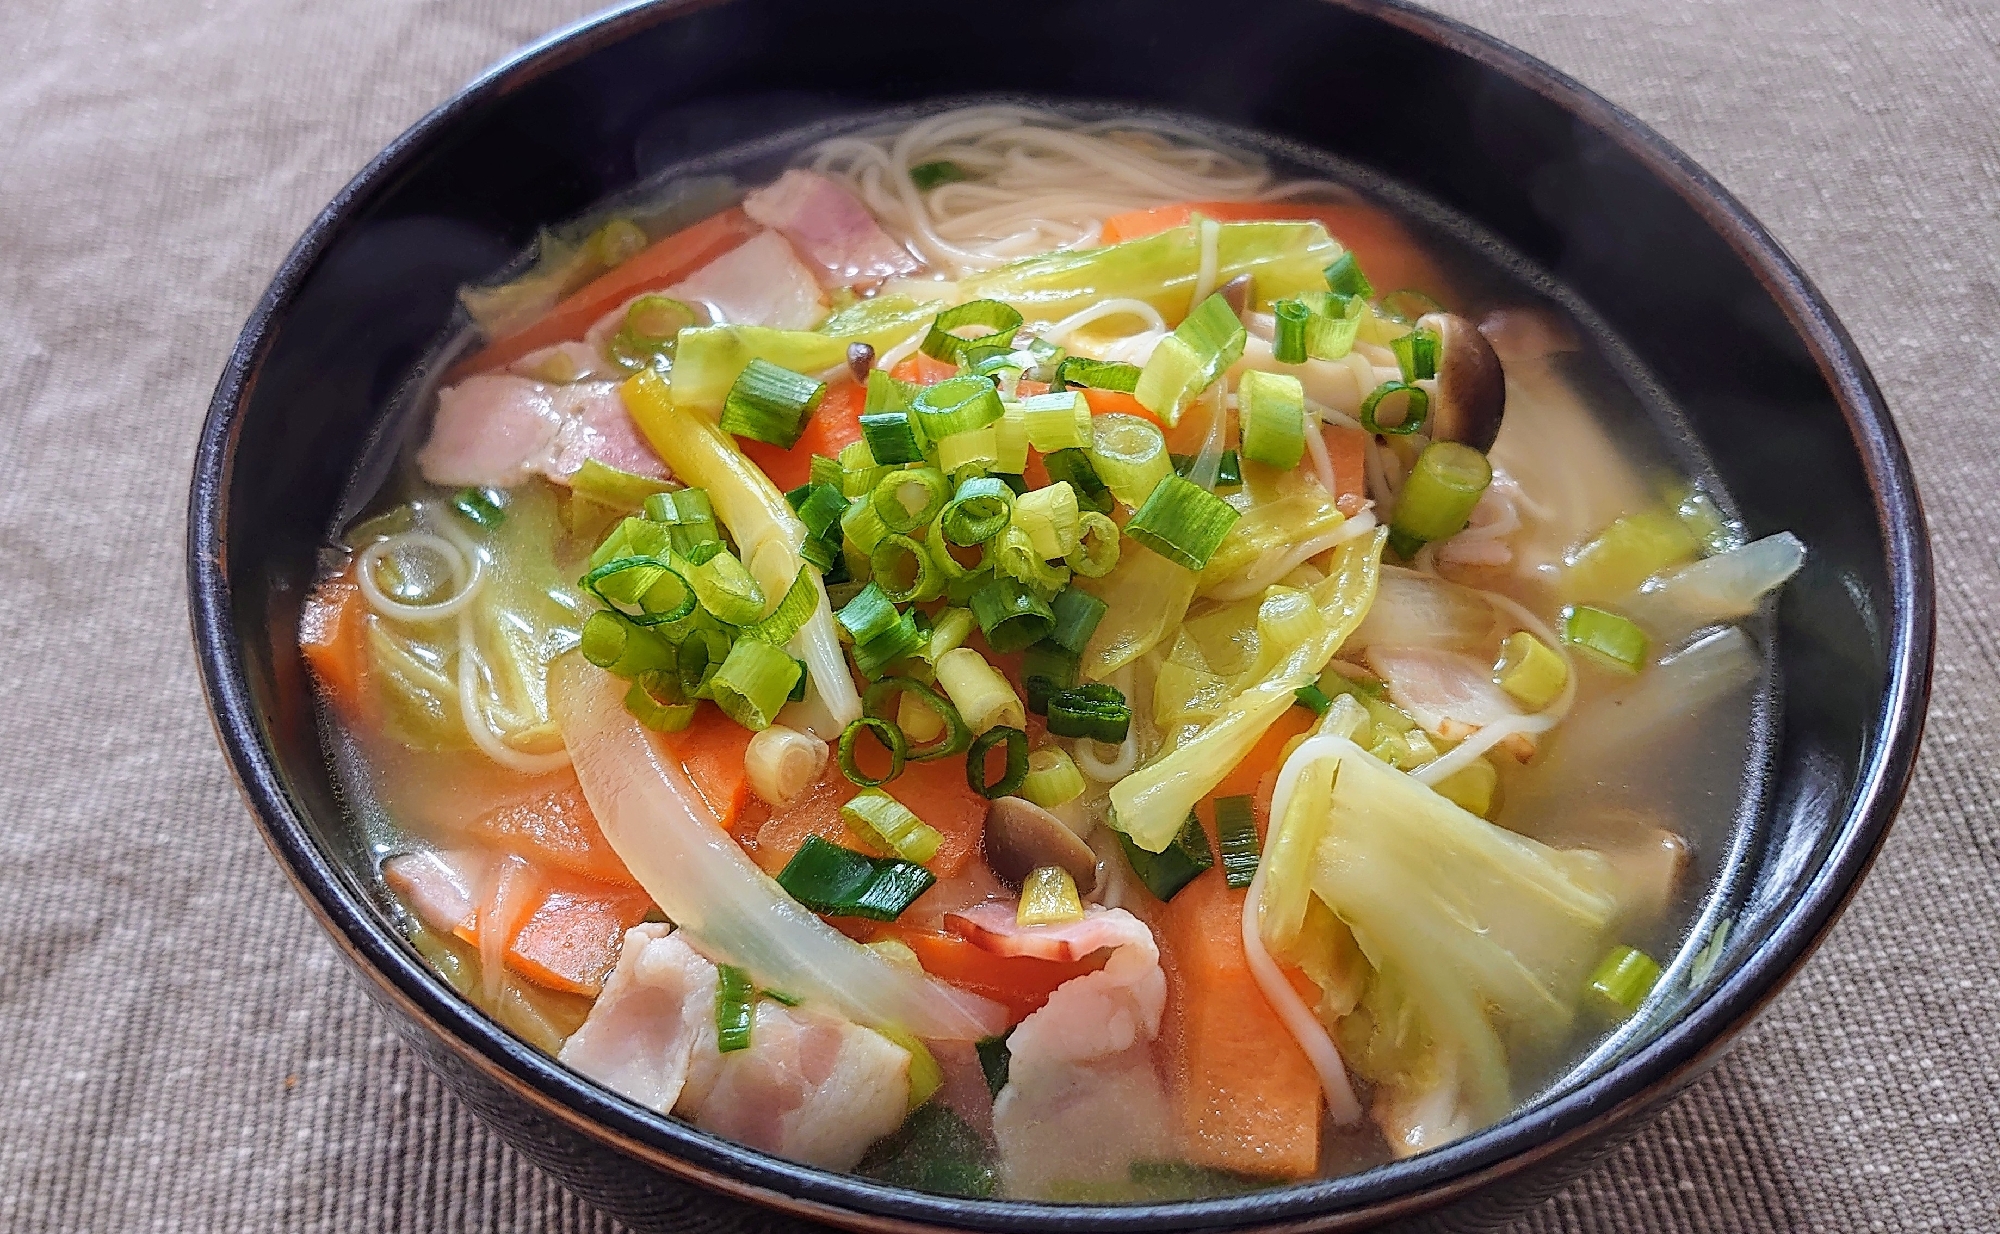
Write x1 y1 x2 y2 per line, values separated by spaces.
742 169 922 288
416 374 668 490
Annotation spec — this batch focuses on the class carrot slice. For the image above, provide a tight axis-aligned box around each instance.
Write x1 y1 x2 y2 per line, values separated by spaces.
299 568 370 720
1157 848 1322 1178
467 777 638 887
1322 423 1369 516
657 711 758 833
752 756 985 880
739 380 866 492
890 352 957 385
868 924 1102 1026
1098 200 1446 306
505 879 656 995
450 208 761 379
1082 388 1162 425
1208 706 1315 804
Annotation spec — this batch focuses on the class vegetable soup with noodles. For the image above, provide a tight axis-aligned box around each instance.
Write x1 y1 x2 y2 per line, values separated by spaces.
301 105 1795 1200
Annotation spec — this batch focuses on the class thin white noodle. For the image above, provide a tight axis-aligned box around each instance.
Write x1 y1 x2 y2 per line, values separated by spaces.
1039 297 1168 346
875 329 926 372
1243 861 1363 1124
1309 396 1364 434
356 531 481 622
1335 509 1379 542
1364 437 1395 518
1206 523 1356 602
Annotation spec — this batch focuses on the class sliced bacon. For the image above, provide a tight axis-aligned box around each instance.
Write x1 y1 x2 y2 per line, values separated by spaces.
415 375 667 491
945 901 1150 964
1365 645 1536 761
742 169 921 288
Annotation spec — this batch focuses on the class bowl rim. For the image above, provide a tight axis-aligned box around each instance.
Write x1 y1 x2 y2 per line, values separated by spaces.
187 0 1935 1228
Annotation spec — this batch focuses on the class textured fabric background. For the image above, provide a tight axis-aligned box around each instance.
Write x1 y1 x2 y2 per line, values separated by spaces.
1 0 1993 1230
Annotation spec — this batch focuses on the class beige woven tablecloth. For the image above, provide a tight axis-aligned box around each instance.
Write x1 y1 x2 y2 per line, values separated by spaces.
3 0 1994 1229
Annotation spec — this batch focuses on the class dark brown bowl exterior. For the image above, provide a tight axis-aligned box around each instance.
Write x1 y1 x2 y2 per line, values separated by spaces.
187 1 1933 1230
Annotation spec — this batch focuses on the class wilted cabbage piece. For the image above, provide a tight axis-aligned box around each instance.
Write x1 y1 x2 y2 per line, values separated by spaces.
1261 739 1620 1156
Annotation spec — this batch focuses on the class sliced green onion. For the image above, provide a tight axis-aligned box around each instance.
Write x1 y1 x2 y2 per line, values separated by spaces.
741 565 820 645
1013 482 1081 560
1563 605 1649 674
1046 587 1107 655
1359 381 1430 436
625 674 697 733
810 453 843 489
1126 474 1241 571
1392 326 1441 383
1238 369 1307 470
1020 747 1086 809
1067 511 1120 578
934 647 1025 735
1041 448 1114 515
1303 291 1365 361
910 160 968 192
715 963 756 1052
720 357 826 449
966 726 1028 798
640 488 719 557
936 425 1000 476
838 715 909 787
860 410 924 466
1017 865 1085 927
794 482 850 542
1323 252 1374 300
1493 631 1569 709
944 566 995 606
870 533 940 605
581 556 696 627
840 492 891 555
762 988 802 1008
1088 414 1172 508
1045 682 1131 744
1388 440 1492 558
1053 356 1142 393
610 295 700 372
992 526 1071 596
911 374 1006 440
853 610 925 679
926 607 977 663
865 369 917 415
940 476 1015 546
1585 944 1662 1018
1293 682 1333 716
843 788 944 865
976 1035 1010 1097
993 403 1029 474
1133 293 1248 426
1272 299 1310 364
708 638 802 730
675 626 731 699
775 834 935 922
1020 642 1080 715
921 300 1023 362
1378 289 1444 326
579 610 675 679
1174 449 1244 489
927 517 989 583
570 460 674 512
686 548 766 626
871 466 949 533
836 582 899 646
1213 795 1259 889
1117 812 1213 902
1017 390 1091 453
451 487 506 530
864 676 971 761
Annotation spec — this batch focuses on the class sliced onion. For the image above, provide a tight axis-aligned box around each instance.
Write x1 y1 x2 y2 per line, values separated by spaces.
550 654 1006 1040
1623 533 1805 643
1343 567 1499 654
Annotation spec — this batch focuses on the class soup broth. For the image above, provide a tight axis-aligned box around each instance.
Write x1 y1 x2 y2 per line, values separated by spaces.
303 104 1788 1200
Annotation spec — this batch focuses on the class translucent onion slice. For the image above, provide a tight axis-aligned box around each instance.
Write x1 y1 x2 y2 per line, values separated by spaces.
550 654 1007 1041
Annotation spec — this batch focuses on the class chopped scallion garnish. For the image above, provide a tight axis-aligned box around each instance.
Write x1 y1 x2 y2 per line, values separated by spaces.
869 533 940 605
1388 440 1491 558
864 676 971 762
1126 474 1241 571
1045 682 1131 744
1293 682 1333 716
911 374 1006 440
1040 448 1114 514
1020 642 1080 715
921 300 1024 362
775 834 935 922
1016 865 1085 927
1391 326 1440 383
1359 380 1430 436
1585 944 1661 1018
1323 252 1374 300
1017 390 1092 453
843 788 944 865
1019 747 1086 809
1117 812 1213 902
1213 796 1259 889
715 963 756 1052
450 486 507 530
1238 369 1307 469
1088 413 1172 508
860 410 924 465
910 160 970 192
1053 355 1142 394
836 582 899 646
1046 587 1107 656
871 466 949 533
707 639 801 730
966 725 1029 798
740 566 819 646
838 715 909 787
968 575 1055 653
720 357 826 449
1563 604 1649 674
1272 299 1310 364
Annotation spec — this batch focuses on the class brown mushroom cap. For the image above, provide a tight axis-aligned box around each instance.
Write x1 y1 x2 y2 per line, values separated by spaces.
1418 311 1506 453
984 797 1098 894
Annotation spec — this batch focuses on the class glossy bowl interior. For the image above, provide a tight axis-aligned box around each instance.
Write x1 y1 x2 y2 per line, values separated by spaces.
188 1 1932 1229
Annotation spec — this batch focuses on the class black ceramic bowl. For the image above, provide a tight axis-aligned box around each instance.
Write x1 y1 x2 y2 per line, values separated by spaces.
188 1 1932 1229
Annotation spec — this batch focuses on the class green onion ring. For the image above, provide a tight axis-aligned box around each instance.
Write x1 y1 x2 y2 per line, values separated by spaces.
838 716 909 787
965 725 1028 799
864 677 972 762
1359 381 1431 436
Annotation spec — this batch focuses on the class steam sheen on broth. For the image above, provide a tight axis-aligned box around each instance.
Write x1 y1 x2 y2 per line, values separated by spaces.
300 106 1796 1200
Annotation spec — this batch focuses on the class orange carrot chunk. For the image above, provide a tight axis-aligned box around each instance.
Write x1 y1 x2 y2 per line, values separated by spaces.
657 710 758 832
299 568 371 721
451 208 761 379
467 778 638 887
1158 851 1322 1179
505 880 657 995
1322 423 1370 517
740 379 866 491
